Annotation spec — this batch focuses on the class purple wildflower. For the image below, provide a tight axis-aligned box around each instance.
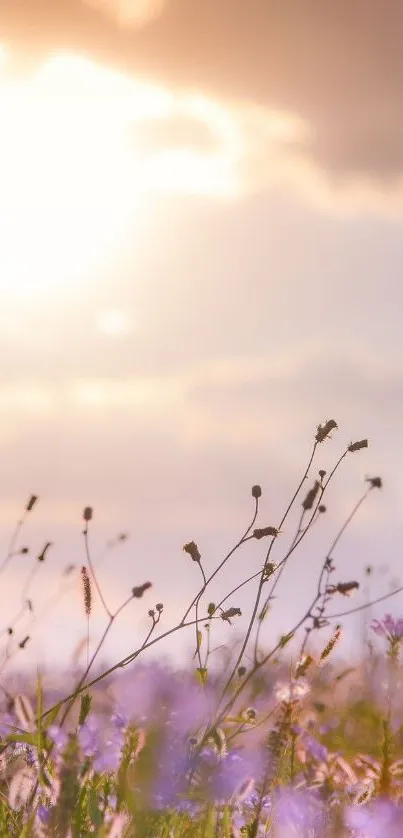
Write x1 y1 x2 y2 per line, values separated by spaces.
371 614 403 641
78 714 124 773
37 804 52 825
345 798 403 837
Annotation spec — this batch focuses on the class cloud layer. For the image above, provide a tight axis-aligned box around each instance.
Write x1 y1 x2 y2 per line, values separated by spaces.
2 0 403 183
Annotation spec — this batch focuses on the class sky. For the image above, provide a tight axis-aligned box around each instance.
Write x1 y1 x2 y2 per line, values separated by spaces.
0 0 403 679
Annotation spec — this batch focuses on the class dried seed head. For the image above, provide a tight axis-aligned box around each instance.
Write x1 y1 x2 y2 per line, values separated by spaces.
318 469 326 479
20 547 29 555
132 581 152 598
263 562 276 581
253 526 279 539
83 506 93 522
320 625 342 662
156 602 164 612
26 495 38 513
81 566 92 616
221 607 242 623
348 439 368 453
183 541 201 563
302 480 321 511
7 627 13 636
148 609 155 618
315 419 338 443
318 505 326 514
295 655 314 678
251 485 262 499
327 581 359 597
366 476 382 489
237 666 247 678
207 602 216 617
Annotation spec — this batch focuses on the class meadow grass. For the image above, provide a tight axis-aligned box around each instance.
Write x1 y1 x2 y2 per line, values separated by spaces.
1 419 402 836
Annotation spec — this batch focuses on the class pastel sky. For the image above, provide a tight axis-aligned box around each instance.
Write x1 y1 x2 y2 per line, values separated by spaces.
0 0 402 677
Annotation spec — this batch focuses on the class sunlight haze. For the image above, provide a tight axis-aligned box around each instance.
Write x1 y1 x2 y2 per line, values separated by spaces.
0 1 403 673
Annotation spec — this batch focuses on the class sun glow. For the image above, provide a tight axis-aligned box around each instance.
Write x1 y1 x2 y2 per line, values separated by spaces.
0 52 244 300
0 45 8 70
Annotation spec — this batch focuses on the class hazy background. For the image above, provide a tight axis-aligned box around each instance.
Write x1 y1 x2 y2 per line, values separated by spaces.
0 0 402 677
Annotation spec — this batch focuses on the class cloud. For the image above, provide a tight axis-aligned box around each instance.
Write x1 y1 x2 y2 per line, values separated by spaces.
85 0 167 26
2 0 403 185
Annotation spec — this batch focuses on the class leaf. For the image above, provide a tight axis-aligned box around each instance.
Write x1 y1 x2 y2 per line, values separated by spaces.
196 667 208 686
193 630 203 659
43 703 61 729
14 695 34 731
6 732 43 748
78 693 92 727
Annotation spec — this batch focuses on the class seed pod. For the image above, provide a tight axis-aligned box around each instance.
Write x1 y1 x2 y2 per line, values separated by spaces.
315 419 338 443
183 541 201 563
132 581 152 598
253 526 279 539
348 439 368 453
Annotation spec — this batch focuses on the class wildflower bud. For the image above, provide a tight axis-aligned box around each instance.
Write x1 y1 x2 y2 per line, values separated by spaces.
318 505 326 513
148 609 155 618
183 541 201 563
207 602 216 617
26 495 38 512
37 542 52 562
132 581 152 598
302 480 320 511
366 476 382 489
19 636 30 649
245 707 256 720
348 439 368 453
238 666 246 677
253 526 279 539
251 485 262 499
315 419 338 443
83 506 93 522
156 602 163 612
318 469 326 479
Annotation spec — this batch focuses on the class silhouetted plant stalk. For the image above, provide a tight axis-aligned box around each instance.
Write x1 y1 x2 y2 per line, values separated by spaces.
1 419 397 758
